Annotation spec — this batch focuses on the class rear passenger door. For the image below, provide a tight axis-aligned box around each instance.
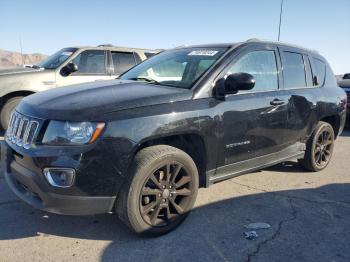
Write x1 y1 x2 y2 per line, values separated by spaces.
110 51 139 77
278 46 318 145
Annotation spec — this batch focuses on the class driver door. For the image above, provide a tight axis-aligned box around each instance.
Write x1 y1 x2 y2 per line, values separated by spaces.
56 50 110 87
216 44 290 167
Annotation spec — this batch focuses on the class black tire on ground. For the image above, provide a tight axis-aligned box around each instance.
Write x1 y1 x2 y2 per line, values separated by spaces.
0 96 24 130
298 121 335 172
116 145 199 236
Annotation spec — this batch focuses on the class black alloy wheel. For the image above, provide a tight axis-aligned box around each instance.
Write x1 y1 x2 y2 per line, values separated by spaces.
314 128 333 168
299 121 335 172
140 162 194 227
116 145 199 236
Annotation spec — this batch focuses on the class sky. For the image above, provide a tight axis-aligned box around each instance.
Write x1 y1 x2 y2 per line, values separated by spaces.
0 0 349 74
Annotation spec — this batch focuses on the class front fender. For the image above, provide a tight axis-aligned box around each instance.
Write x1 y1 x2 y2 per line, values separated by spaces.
0 71 56 97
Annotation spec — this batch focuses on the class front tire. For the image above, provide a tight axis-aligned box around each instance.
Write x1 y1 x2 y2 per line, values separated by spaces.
0 96 24 130
299 121 335 172
116 145 199 236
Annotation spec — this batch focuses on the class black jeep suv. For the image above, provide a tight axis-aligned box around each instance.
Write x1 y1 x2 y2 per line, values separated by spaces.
4 40 347 236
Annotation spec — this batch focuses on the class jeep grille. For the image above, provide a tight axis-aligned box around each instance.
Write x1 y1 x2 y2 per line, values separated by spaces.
6 112 40 149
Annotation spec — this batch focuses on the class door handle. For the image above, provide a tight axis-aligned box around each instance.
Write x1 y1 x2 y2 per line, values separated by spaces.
270 98 286 106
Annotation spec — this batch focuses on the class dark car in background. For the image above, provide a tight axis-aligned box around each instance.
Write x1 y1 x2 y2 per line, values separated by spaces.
337 74 350 121
4 39 347 236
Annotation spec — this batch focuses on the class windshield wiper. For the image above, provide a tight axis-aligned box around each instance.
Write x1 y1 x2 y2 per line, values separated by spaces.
128 77 160 85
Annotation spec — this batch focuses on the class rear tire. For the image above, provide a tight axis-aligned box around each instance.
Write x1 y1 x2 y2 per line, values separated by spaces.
0 96 24 130
299 121 335 172
116 145 199 236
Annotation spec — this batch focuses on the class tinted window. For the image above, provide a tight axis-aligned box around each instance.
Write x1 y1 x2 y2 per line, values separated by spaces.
72 50 106 74
282 52 306 88
226 50 278 92
304 56 313 87
313 58 326 86
112 52 136 75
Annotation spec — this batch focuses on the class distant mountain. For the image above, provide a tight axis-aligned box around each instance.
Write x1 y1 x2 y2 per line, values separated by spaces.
0 49 47 69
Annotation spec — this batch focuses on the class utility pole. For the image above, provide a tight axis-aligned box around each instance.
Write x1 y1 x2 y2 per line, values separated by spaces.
19 35 24 66
278 0 284 41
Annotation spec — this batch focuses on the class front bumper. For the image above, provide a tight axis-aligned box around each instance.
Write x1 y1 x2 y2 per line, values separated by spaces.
3 144 116 215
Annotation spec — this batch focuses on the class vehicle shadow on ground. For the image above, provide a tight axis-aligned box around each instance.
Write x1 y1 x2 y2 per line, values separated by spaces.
1 178 350 261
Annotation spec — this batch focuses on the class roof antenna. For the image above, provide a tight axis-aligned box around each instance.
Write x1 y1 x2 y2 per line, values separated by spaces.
19 35 24 67
278 0 284 41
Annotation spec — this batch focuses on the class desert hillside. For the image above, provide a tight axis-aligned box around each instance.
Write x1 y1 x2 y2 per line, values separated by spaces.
0 49 47 69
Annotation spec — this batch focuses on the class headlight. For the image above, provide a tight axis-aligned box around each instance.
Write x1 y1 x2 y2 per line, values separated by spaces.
42 121 105 145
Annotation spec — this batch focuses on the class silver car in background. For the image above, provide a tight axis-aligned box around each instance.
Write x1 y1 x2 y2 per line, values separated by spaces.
0 45 162 129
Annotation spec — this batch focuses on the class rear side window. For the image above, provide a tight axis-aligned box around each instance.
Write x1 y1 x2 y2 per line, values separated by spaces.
281 52 306 89
111 52 136 75
226 50 278 92
313 58 326 86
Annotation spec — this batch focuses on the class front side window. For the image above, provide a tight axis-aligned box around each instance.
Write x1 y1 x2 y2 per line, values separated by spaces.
282 52 306 89
120 48 227 89
225 50 278 92
111 52 136 75
71 50 106 74
36 48 77 69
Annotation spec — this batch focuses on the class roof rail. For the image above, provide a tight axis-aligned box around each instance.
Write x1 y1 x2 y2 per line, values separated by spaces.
98 44 114 47
245 38 260 42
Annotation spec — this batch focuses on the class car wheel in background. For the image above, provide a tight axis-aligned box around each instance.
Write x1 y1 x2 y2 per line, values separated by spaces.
0 96 24 130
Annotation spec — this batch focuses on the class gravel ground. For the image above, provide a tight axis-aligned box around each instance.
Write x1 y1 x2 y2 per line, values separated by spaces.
0 128 350 262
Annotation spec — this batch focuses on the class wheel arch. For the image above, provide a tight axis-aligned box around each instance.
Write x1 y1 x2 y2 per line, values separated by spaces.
0 90 35 109
135 133 208 188
320 115 341 138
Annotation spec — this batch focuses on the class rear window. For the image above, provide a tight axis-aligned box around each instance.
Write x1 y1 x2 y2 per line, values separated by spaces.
313 58 326 86
282 52 306 89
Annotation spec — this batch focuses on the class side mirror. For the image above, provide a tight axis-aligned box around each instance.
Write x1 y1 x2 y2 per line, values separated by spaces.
215 73 255 98
61 62 78 76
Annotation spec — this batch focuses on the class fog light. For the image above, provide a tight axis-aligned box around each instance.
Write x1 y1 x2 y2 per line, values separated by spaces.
43 168 75 188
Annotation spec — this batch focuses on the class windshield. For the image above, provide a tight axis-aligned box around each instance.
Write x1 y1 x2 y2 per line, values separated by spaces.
120 47 227 89
36 48 78 69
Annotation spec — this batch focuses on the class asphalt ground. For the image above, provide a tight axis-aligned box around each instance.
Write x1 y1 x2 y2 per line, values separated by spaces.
0 128 349 262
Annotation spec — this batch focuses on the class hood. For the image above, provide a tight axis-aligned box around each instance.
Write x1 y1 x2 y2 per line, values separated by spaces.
17 80 193 121
0 67 42 76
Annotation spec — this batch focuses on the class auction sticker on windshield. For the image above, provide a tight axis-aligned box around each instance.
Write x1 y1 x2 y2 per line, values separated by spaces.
188 50 218 56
